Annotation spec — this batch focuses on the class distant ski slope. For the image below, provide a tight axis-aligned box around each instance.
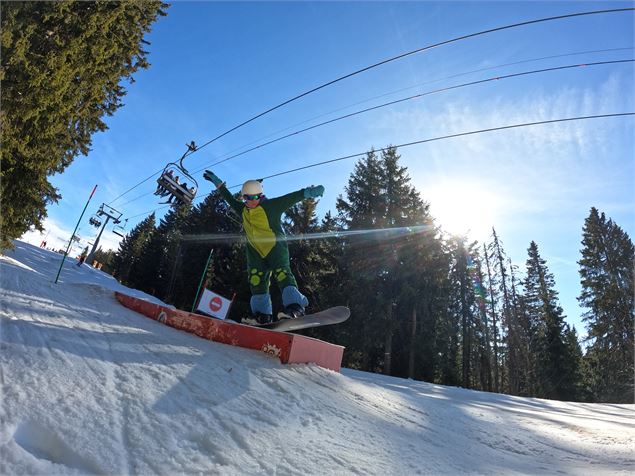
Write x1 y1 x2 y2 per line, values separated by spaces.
1 241 633 475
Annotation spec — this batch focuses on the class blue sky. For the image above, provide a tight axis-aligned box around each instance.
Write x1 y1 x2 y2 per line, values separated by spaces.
23 1 634 337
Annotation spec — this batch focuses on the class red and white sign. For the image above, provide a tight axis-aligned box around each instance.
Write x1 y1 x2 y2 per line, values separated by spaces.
196 289 232 320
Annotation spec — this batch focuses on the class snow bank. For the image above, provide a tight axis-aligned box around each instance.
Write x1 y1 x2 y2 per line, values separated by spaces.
1 241 633 475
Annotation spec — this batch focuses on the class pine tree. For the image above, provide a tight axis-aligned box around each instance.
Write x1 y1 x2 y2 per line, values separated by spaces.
336 146 445 377
283 198 330 311
446 236 479 388
111 213 156 285
129 206 188 301
472 253 493 391
172 193 243 312
509 259 535 397
483 240 501 392
523 241 577 400
578 207 634 403
1 1 167 249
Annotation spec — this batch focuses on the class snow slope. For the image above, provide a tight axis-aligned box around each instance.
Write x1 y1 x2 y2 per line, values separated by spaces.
1 241 633 475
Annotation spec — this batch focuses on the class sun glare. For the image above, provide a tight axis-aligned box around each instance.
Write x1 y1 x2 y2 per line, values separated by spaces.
423 181 498 241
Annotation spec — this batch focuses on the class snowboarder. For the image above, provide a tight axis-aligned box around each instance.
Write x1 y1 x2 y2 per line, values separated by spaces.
77 246 89 266
203 170 324 325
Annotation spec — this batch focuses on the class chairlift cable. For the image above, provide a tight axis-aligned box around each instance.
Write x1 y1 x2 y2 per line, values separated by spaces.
194 59 633 172
184 8 633 158
198 47 634 159
259 112 635 181
124 112 633 221
107 8 633 207
116 47 634 208
114 57 632 209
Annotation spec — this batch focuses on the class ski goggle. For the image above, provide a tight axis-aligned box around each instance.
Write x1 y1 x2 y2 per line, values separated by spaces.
243 193 262 201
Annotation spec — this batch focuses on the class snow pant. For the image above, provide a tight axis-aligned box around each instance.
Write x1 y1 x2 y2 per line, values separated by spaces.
246 241 308 315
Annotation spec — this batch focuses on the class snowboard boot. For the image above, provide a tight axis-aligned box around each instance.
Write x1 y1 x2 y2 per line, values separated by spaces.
243 312 274 326
279 303 305 320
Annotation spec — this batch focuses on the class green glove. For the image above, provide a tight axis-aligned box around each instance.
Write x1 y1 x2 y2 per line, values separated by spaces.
203 170 222 187
304 185 324 198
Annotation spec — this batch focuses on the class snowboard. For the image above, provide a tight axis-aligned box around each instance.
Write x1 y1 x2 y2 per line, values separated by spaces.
250 306 350 332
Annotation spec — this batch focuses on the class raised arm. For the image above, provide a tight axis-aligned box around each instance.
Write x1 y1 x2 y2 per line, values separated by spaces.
203 170 243 214
270 185 325 213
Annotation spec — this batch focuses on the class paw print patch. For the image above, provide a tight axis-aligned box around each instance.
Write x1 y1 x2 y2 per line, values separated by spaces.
249 268 264 286
275 268 288 282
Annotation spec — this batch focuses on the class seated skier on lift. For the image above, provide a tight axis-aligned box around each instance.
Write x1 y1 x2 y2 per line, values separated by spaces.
155 169 175 196
203 169 324 325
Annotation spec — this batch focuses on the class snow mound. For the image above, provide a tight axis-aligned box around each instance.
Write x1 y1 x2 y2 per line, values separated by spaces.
1 240 633 475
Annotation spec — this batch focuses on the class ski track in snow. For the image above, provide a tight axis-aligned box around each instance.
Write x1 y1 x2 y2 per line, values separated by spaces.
1 241 634 475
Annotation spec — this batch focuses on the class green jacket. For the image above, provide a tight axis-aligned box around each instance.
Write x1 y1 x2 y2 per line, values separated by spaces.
219 186 305 258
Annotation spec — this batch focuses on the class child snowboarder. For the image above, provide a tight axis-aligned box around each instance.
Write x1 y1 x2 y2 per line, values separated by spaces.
203 169 324 325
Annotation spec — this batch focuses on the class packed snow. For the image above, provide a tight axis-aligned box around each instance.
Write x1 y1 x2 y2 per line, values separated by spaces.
1 240 633 475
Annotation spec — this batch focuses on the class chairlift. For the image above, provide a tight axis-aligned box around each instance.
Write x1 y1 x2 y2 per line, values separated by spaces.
112 219 128 238
155 141 199 206
89 214 102 227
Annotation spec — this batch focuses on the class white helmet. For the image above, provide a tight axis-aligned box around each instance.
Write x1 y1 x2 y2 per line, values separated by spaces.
241 179 263 196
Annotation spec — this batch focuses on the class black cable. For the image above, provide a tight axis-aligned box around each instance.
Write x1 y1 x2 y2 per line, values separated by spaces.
313 47 633 115
196 59 633 172
200 47 633 155
257 113 634 181
185 8 633 157
124 112 633 221
108 9 633 208
108 169 163 206
118 58 633 208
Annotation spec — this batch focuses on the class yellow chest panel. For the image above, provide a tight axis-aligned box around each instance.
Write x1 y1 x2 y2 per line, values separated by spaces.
242 206 276 257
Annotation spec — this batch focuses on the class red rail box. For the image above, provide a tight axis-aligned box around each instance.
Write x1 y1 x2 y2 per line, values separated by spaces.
115 292 344 372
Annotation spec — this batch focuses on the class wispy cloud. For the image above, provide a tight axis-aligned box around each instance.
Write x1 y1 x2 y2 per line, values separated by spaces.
369 73 632 216
376 71 630 158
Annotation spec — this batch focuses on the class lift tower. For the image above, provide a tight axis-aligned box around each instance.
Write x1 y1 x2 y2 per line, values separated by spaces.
86 204 122 266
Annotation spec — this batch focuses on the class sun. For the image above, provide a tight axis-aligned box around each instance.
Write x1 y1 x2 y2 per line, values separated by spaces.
423 181 498 241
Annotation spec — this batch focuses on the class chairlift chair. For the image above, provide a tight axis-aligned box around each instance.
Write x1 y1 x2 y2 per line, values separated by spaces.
89 215 102 227
156 142 199 206
112 219 128 238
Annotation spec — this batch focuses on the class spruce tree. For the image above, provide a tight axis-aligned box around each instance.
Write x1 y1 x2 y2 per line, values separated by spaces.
483 239 501 392
129 206 188 301
92 248 115 275
336 146 445 376
523 241 577 400
301 211 350 346
111 213 156 285
473 253 493 391
563 325 585 401
509 259 535 397
173 193 243 312
283 198 328 311
489 229 521 394
445 236 479 388
336 149 390 371
1 1 167 249
578 207 634 403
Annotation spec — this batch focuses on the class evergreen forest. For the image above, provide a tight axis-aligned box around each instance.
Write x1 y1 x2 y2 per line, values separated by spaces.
109 147 634 404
